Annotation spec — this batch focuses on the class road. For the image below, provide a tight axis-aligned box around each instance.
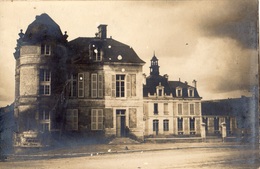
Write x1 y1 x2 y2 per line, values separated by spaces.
1 146 259 169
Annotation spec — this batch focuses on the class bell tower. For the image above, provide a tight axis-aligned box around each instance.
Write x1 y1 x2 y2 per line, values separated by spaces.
149 53 160 76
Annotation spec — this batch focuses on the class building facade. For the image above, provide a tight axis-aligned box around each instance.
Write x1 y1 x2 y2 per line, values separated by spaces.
14 14 145 144
143 56 202 137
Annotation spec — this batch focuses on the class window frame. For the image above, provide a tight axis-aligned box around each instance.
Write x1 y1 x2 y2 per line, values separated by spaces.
190 118 195 131
188 87 194 97
163 119 169 131
116 74 125 98
153 119 159 132
177 117 183 131
39 69 51 96
41 44 51 55
154 103 158 115
176 87 182 97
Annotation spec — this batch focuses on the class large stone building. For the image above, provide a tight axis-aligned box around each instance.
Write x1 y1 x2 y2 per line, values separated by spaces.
12 13 258 146
14 13 145 145
143 56 202 137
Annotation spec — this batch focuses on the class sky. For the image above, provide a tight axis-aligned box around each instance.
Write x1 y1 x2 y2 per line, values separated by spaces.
0 0 258 107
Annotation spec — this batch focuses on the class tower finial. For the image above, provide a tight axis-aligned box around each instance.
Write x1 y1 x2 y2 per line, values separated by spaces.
153 51 155 56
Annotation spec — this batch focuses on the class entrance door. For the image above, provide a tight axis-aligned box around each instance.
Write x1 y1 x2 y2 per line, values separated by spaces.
153 120 159 135
116 110 126 137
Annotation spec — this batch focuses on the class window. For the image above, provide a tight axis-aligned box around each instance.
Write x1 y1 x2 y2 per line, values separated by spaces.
91 109 103 130
39 110 50 121
116 75 125 97
163 119 169 131
41 123 49 132
188 88 194 97
78 73 84 98
66 109 78 130
190 104 194 115
91 73 103 98
164 103 168 115
178 104 182 115
176 87 182 97
214 117 219 131
153 120 159 132
156 83 164 97
40 85 50 95
39 109 50 132
40 69 50 82
93 48 102 61
154 103 158 115
69 74 77 97
190 118 195 131
178 118 183 131
41 44 51 55
39 69 51 95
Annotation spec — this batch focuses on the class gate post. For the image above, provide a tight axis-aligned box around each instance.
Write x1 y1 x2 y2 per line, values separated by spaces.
201 122 206 142
221 122 227 142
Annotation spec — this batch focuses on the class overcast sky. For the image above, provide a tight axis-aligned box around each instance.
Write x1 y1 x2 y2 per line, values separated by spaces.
0 0 258 107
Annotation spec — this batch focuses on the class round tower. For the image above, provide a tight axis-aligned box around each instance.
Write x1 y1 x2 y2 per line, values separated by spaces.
13 14 68 144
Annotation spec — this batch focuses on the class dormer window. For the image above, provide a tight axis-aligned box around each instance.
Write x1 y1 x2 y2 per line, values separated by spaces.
188 87 194 97
176 87 182 97
156 82 164 97
41 44 51 55
158 89 162 96
93 48 102 61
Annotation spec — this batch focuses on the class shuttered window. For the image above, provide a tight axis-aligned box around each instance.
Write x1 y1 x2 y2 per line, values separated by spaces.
126 74 136 97
91 74 98 98
91 73 103 98
78 73 84 98
98 74 103 98
91 109 104 130
112 75 116 97
65 109 78 131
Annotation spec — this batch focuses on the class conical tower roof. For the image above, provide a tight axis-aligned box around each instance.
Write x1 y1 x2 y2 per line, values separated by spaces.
22 13 64 44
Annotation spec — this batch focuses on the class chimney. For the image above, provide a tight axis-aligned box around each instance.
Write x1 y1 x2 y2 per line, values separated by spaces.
163 74 168 80
98 24 107 39
192 79 197 88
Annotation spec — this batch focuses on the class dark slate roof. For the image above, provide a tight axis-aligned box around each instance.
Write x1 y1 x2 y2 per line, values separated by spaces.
168 81 200 98
144 75 172 96
68 37 145 64
143 75 201 98
201 97 251 116
22 13 65 44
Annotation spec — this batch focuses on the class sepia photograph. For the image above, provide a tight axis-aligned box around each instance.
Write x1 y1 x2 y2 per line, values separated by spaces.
0 0 259 168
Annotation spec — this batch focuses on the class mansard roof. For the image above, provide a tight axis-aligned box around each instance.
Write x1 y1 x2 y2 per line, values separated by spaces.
68 37 145 64
22 13 65 44
143 74 201 98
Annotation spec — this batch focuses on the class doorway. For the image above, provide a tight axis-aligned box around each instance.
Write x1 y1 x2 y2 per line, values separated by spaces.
116 110 126 137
